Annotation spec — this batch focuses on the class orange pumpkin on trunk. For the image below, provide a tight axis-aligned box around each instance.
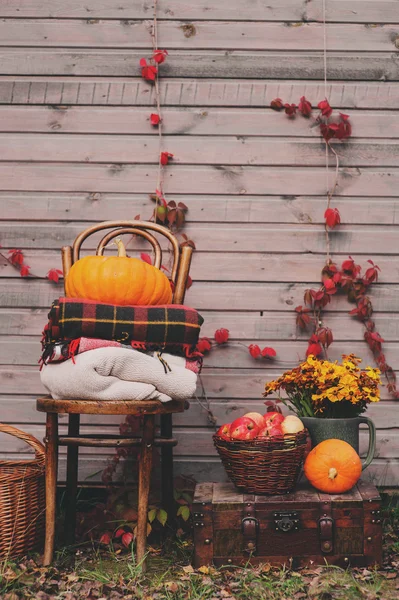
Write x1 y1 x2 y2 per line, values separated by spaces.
65 239 172 306
304 439 362 493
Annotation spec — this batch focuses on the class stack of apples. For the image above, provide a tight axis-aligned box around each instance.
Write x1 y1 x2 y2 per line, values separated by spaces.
216 411 304 441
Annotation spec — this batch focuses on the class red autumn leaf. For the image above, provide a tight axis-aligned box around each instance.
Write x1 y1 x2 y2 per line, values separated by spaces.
320 122 336 143
186 274 193 289
270 98 284 111
114 527 126 539
20 264 30 277
99 532 112 545
284 103 297 117
261 347 276 359
150 113 161 126
332 271 342 284
140 253 153 265
319 292 331 308
310 289 325 302
134 214 140 220
47 268 63 283
122 532 134 548
342 256 361 277
318 98 333 117
324 278 337 295
139 58 157 82
303 289 313 306
324 207 341 229
248 344 261 359
153 49 168 64
214 328 229 345
295 306 311 329
160 151 174 166
349 296 373 320
316 326 333 348
197 337 212 353
298 96 312 117
364 331 384 353
8 249 24 266
179 233 196 250
322 262 339 278
364 260 381 284
306 341 322 357
337 113 352 139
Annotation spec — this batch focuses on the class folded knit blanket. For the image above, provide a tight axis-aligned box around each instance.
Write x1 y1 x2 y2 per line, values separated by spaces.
41 297 204 363
43 336 202 374
40 347 198 403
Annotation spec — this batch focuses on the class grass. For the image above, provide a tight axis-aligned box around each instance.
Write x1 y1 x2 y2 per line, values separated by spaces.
0 493 398 600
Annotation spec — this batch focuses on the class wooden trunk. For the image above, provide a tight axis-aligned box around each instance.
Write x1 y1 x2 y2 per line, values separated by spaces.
193 480 382 569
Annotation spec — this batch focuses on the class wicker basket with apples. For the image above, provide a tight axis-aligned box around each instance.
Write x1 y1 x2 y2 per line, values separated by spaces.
213 411 308 495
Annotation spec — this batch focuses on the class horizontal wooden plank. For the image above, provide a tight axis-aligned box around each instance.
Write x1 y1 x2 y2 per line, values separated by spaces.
0 424 398 460
0 49 398 80
3 134 399 168
0 394 397 430
2 308 399 341
1 78 399 109
2 107 399 139
1 193 398 225
1 164 399 196
1 280 398 311
1 337 397 370
2 21 398 52
1 1 398 23
2 252 399 284
0 453 392 486
1 222 399 255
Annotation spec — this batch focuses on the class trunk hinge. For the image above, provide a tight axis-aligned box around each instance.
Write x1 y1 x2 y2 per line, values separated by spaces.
319 498 334 554
242 498 258 555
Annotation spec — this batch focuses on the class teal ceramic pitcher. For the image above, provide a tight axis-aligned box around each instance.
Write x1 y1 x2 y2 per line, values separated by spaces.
301 416 376 471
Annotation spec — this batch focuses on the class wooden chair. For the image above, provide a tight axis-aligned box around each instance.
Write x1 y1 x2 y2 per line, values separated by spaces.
36 221 193 569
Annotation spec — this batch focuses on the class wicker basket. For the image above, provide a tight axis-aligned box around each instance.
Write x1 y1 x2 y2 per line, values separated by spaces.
0 424 45 559
213 430 308 495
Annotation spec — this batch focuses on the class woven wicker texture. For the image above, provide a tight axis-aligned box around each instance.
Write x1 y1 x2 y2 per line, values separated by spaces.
0 424 45 559
213 430 308 495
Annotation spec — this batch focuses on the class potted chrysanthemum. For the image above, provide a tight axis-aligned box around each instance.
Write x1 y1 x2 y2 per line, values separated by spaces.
263 354 380 470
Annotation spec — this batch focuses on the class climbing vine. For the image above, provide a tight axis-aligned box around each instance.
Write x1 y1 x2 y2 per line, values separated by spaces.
271 96 398 398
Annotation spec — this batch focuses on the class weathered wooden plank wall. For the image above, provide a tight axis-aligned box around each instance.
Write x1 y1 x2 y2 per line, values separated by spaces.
0 0 399 486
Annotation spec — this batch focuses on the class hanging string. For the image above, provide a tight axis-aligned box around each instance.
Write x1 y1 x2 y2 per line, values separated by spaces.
322 0 329 210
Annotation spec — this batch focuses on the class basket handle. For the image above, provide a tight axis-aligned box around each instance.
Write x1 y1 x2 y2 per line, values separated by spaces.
0 423 45 460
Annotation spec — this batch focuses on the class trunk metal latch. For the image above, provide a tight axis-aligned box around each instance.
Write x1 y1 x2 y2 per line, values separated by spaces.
273 511 299 532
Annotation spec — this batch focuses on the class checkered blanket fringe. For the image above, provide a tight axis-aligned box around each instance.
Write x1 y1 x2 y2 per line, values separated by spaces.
41 297 204 363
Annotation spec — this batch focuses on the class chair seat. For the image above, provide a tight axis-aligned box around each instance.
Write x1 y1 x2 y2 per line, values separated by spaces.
36 396 186 415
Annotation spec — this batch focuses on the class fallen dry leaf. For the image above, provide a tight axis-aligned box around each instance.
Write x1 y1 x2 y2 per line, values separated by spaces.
165 581 179 592
182 565 194 574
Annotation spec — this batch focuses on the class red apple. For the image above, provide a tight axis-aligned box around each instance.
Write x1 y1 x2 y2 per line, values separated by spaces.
268 424 284 438
258 424 283 438
230 417 259 440
243 412 266 429
263 411 284 427
281 415 305 434
216 423 231 441
257 427 269 438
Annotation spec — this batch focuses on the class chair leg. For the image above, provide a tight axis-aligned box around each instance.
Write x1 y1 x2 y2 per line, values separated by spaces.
64 414 80 546
43 413 58 566
160 413 175 520
136 414 155 571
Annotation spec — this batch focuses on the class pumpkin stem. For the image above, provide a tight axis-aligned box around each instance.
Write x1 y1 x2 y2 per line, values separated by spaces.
114 238 127 257
328 467 338 480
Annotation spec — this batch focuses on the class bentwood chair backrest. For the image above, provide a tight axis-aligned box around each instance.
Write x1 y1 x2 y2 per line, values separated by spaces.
61 220 193 305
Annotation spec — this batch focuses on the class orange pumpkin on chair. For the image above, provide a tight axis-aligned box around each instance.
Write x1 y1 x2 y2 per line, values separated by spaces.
65 239 172 306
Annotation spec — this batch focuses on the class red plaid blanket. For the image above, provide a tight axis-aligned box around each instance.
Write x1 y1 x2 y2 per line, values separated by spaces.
41 297 204 362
